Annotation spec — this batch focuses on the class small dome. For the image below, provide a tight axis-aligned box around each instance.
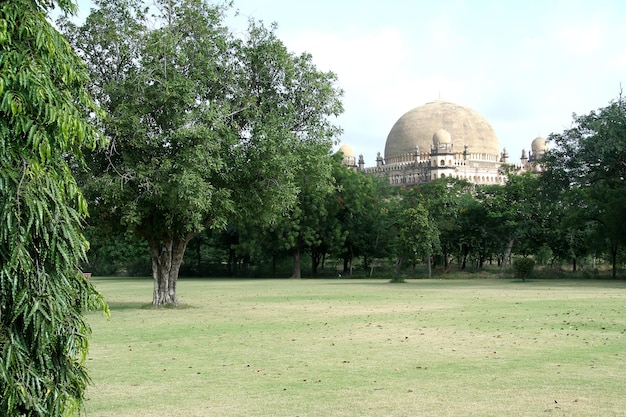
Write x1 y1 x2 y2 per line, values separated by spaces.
338 143 355 158
531 136 546 152
433 128 452 145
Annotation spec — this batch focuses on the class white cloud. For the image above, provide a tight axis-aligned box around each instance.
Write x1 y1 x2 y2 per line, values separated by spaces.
287 26 410 87
556 23 605 55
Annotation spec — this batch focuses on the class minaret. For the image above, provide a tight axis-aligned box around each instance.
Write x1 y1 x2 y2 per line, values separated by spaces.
376 152 384 167
501 147 509 163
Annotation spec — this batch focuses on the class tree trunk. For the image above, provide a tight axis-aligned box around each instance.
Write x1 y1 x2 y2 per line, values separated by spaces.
342 245 354 276
500 238 515 273
311 248 322 275
611 245 617 279
150 235 192 307
461 244 468 270
195 239 201 274
227 246 235 276
394 256 402 281
349 246 354 276
271 253 277 277
291 247 301 279
428 255 432 278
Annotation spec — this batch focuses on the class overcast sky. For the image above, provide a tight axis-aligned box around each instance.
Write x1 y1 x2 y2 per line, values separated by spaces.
66 0 626 166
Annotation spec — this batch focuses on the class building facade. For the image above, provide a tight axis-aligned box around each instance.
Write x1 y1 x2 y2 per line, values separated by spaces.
340 99 545 186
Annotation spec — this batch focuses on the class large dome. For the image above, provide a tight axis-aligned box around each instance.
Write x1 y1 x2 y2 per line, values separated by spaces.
384 100 500 161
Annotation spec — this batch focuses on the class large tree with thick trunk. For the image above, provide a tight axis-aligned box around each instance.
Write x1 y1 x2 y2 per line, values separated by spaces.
61 0 343 305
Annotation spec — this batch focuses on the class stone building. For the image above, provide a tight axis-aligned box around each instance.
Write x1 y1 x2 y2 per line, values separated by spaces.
338 143 358 169
340 99 545 186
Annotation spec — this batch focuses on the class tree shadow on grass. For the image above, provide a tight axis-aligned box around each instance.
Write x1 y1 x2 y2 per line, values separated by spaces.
105 301 151 311
106 301 195 311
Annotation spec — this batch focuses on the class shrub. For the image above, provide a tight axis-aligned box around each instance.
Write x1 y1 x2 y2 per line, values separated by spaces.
513 257 535 281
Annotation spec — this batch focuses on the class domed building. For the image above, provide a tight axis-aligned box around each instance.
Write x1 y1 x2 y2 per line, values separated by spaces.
357 99 542 186
337 143 357 168
384 100 500 164
517 135 547 173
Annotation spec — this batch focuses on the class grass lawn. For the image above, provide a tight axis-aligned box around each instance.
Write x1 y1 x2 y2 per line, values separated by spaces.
83 277 626 417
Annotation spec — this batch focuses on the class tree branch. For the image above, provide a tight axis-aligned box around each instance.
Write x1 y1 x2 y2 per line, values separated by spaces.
15 157 28 217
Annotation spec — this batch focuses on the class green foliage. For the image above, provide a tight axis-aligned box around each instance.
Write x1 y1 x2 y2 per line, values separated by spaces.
83 230 151 276
543 93 626 277
333 160 395 274
534 244 552 266
236 146 338 278
48 12 626 285
398 205 440 262
456 193 491 269
413 178 473 267
61 0 343 301
460 173 550 270
0 0 108 415
512 257 535 281
196 155 394 278
394 202 440 281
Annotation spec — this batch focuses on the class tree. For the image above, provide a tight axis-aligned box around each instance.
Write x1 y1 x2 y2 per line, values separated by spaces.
512 257 535 281
0 0 108 415
475 173 545 271
83 229 151 276
539 183 595 271
456 194 490 270
395 204 440 280
64 0 237 306
251 146 336 279
308 156 346 276
333 158 390 275
61 0 343 304
416 178 473 268
231 157 394 279
543 94 626 278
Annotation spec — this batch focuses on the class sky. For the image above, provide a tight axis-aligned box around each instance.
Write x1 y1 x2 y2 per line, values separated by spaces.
64 0 626 167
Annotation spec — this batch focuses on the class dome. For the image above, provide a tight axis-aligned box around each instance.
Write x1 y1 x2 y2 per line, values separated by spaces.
338 143 355 158
384 100 499 162
531 136 546 152
433 128 452 145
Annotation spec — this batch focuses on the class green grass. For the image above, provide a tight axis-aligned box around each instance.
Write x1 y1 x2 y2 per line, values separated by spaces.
84 277 626 417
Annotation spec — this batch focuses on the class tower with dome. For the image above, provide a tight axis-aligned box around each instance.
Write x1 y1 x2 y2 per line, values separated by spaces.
339 99 545 186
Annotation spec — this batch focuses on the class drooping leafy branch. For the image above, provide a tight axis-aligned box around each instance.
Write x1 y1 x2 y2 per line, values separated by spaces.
1 0 109 415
